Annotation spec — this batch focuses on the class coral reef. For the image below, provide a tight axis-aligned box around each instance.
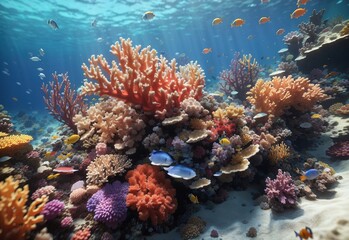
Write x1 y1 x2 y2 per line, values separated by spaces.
126 164 177 226
247 75 328 118
0 133 33 157
268 142 291 165
326 141 349 159
41 199 65 220
81 37 205 118
0 176 48 240
0 105 13 133
180 216 206 240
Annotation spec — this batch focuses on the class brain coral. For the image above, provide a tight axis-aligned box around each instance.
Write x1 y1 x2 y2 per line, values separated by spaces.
126 164 177 226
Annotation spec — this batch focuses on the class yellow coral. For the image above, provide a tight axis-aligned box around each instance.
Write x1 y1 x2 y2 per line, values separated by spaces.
212 104 244 120
268 142 290 165
0 176 48 240
0 134 33 157
0 132 9 137
340 22 349 36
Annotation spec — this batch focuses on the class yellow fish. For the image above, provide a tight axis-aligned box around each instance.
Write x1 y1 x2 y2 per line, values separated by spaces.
64 134 80 144
51 135 59 140
47 173 60 180
212 17 223 26
311 113 322 119
219 137 231 146
188 194 199 204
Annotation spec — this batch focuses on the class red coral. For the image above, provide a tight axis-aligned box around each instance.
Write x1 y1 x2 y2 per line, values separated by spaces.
326 141 349 159
210 119 236 141
71 228 91 240
126 164 177 226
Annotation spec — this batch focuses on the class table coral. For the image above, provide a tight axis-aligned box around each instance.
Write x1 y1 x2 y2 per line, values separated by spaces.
81 37 205 118
247 75 328 118
126 164 177 226
0 176 48 240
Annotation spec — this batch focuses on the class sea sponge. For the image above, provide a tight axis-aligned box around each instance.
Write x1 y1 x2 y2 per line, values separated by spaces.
0 133 33 157
0 176 48 240
126 164 177 226
86 154 132 186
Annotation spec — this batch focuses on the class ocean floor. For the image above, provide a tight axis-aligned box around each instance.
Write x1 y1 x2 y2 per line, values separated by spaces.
150 115 349 240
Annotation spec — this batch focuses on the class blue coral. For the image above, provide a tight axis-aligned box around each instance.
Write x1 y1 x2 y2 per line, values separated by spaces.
87 181 129 228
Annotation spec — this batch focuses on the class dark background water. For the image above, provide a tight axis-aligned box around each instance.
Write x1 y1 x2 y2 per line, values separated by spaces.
0 0 348 112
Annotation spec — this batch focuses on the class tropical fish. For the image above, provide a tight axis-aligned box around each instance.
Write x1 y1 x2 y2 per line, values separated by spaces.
297 0 309 7
64 134 80 144
53 166 78 174
0 156 12 162
300 169 320 181
231 18 245 27
311 114 322 119
324 71 339 79
290 8 307 19
37 67 44 71
231 90 238 95
259 17 271 24
39 73 46 80
39 48 45 56
91 18 98 27
48 19 59 29
300 122 312 129
202 48 212 54
149 150 174 166
47 173 60 180
12 97 18 102
247 35 254 40
30 56 41 62
188 193 199 204
295 226 313 240
164 165 196 180
97 37 103 42
212 18 223 26
276 28 285 35
219 138 231 146
16 82 22 86
51 135 59 140
253 112 268 119
213 171 223 177
143 11 155 20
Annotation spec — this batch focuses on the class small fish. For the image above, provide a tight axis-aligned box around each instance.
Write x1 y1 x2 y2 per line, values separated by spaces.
246 84 252 88
253 112 268 119
276 28 285 35
202 48 212 54
300 169 320 181
51 135 59 140
91 19 98 27
16 82 22 86
231 18 245 27
247 35 254 40
97 37 103 42
188 193 199 204
300 122 312 129
37 67 44 71
0 156 12 162
219 137 231 146
143 11 155 20
149 150 174 166
64 134 80 144
324 71 339 79
212 18 223 26
47 173 60 180
337 0 343 4
39 73 46 80
290 8 307 19
297 0 309 7
213 171 223 177
295 226 313 240
164 165 196 180
25 90 31 94
30 56 41 62
48 19 59 29
231 90 238 95
259 17 271 24
39 48 45 56
311 113 322 119
12 97 18 102
53 166 78 174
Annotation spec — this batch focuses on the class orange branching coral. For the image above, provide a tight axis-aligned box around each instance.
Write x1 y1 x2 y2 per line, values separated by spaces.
0 134 33 157
212 104 244 120
268 142 291 165
81 37 205 118
0 176 48 240
126 164 177 226
247 75 328 117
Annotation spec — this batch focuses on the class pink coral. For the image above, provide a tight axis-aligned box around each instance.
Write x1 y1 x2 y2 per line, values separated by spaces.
326 141 349 159
95 142 107 156
126 164 177 226
31 185 56 200
69 188 88 205
60 216 73 228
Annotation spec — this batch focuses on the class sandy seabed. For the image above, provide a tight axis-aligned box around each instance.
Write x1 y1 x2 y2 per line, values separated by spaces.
150 116 349 240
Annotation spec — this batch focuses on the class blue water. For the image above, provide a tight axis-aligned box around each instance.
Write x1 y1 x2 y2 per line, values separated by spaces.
0 0 348 112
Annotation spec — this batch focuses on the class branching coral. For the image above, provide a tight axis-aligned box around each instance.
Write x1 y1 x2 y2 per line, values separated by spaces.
126 164 177 226
247 75 328 117
81 37 205 118
0 176 48 240
73 98 145 152
0 133 33 157
86 154 132 186
268 142 291 165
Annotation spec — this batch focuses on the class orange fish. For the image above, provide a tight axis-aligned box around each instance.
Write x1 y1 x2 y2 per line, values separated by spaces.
231 18 245 27
324 71 339 79
276 28 285 35
259 17 270 24
53 166 78 174
295 226 313 240
291 8 307 19
202 48 212 54
297 0 309 7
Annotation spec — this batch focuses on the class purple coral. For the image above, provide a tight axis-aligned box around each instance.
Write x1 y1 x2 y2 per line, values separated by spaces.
87 181 129 228
42 199 65 220
265 169 297 206
326 141 349 159
61 216 73 227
